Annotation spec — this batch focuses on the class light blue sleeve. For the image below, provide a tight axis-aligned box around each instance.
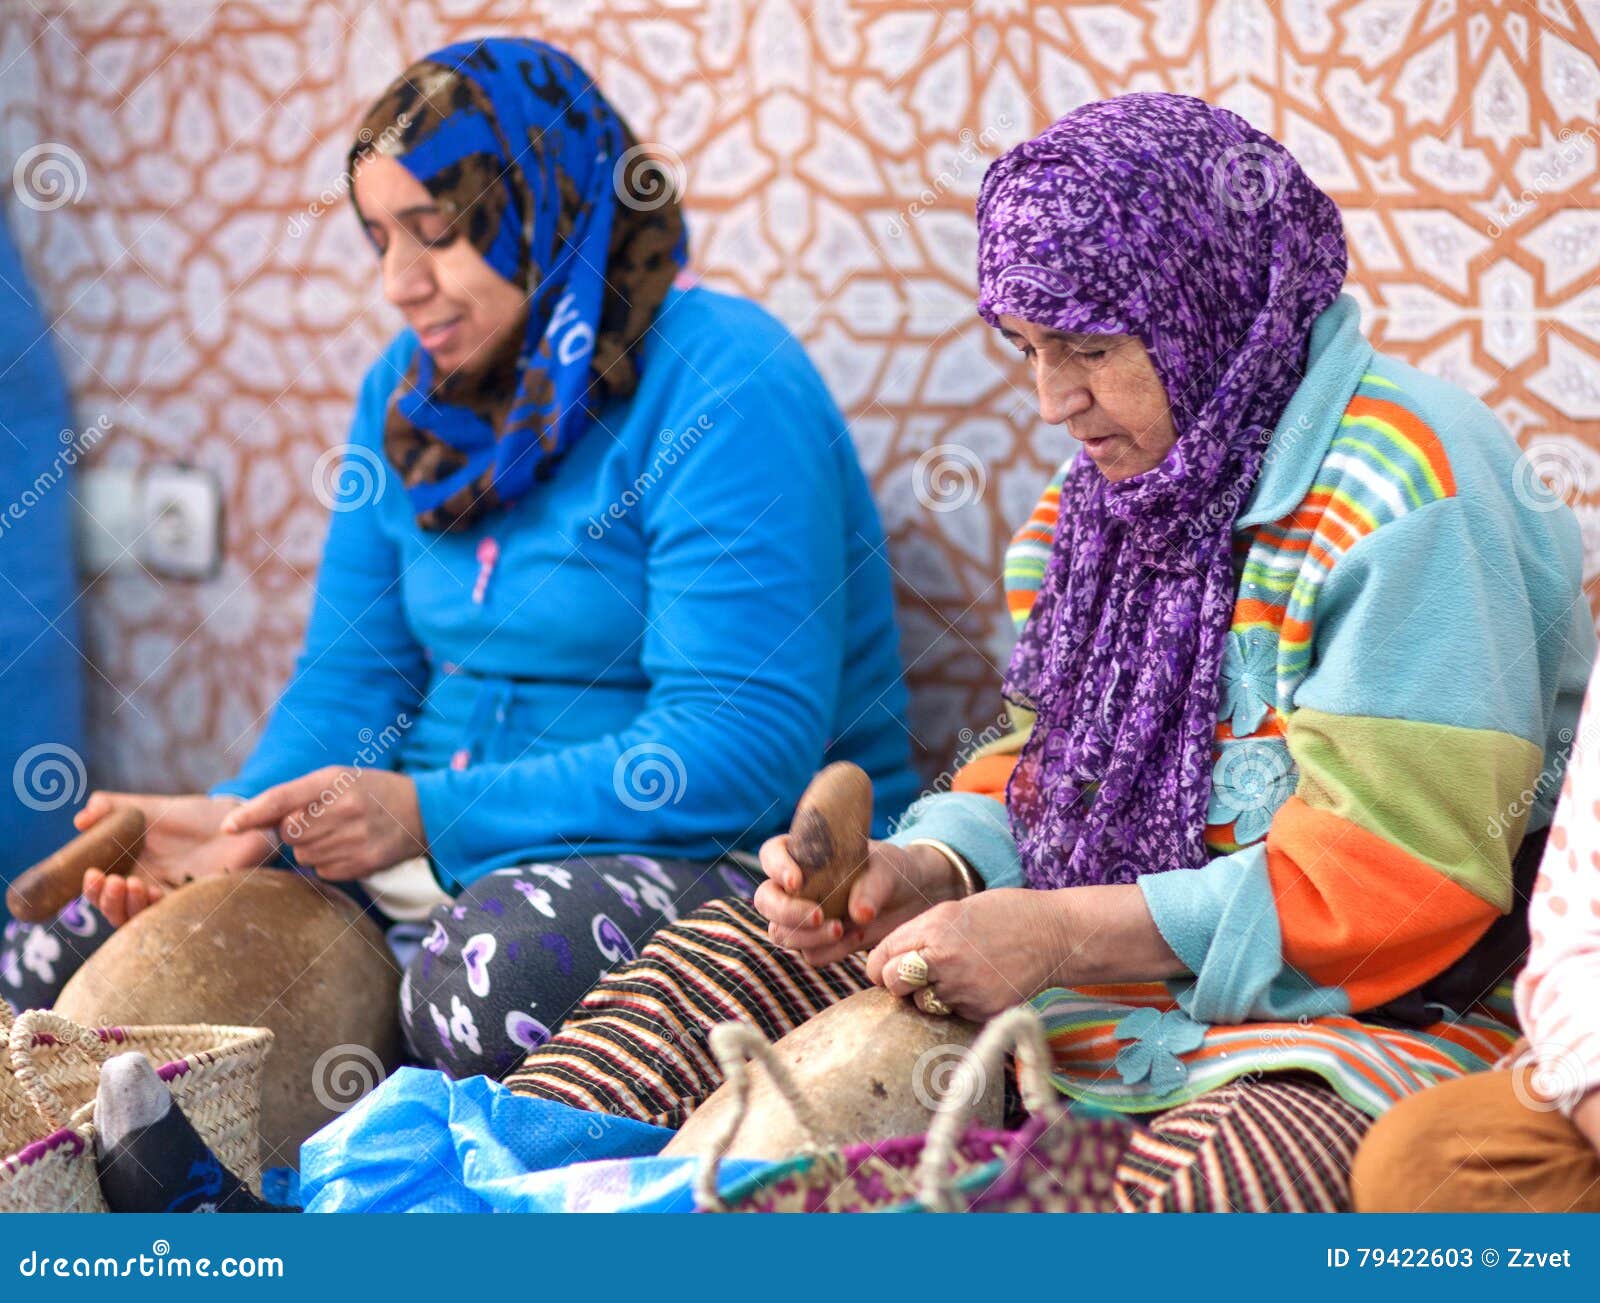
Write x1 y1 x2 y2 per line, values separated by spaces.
409 359 852 889
211 347 428 801
885 791 1023 889
1139 846 1345 1024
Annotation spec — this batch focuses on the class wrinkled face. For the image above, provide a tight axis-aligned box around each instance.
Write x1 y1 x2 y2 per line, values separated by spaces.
352 152 527 375
997 314 1178 482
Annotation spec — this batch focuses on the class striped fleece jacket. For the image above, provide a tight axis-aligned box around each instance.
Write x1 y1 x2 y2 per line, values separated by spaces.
889 293 1596 1029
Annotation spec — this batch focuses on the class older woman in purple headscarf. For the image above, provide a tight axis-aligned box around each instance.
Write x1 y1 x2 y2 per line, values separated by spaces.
505 94 1592 1212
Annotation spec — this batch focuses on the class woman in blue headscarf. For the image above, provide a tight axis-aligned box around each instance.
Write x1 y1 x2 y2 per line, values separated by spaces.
6 38 919 1079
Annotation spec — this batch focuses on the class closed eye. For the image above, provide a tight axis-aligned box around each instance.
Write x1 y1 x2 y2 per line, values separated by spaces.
361 209 457 256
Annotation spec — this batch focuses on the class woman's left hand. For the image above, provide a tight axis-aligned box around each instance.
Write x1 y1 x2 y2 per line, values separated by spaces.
220 768 426 880
864 888 1072 1023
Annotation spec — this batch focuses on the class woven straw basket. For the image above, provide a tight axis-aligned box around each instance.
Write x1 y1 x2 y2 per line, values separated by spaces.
0 1002 273 1213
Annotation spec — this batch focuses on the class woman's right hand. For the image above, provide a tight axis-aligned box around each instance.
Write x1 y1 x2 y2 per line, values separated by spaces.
76 792 280 927
754 835 968 968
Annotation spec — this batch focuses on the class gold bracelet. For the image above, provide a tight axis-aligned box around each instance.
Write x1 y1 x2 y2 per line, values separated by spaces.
906 837 982 898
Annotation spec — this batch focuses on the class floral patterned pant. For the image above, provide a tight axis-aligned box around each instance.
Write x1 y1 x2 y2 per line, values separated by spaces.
0 897 112 1012
3 855 760 1087
398 854 759 1080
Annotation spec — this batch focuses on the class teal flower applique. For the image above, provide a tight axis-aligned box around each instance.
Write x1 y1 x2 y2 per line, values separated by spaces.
1206 737 1296 843
1113 1007 1207 1096
1217 627 1278 736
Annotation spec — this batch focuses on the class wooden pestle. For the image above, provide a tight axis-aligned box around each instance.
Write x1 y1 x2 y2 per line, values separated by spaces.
6 807 145 923
788 761 872 922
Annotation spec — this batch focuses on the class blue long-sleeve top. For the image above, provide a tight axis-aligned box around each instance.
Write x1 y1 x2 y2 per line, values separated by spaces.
214 285 920 890
0 213 87 878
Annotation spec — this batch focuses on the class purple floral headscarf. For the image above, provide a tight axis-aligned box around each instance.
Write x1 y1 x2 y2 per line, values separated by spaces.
977 93 1347 890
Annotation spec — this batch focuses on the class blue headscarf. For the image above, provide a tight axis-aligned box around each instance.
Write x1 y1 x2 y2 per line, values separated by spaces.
350 38 690 531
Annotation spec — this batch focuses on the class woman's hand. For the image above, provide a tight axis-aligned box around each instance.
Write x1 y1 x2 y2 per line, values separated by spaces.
866 889 1072 1022
866 884 1187 1023
754 836 968 967
221 767 425 880
78 792 279 927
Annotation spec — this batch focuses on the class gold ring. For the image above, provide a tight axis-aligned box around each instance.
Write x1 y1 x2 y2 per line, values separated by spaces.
896 950 931 989
915 987 953 1017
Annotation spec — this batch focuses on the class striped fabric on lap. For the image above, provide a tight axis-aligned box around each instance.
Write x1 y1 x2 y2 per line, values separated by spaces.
1034 981 1519 1119
502 898 869 1128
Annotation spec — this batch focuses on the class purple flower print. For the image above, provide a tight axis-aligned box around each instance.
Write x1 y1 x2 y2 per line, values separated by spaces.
513 879 557 918
591 914 635 964
618 854 673 889
505 1010 551 1052
603 874 642 915
460 932 497 999
448 995 481 1056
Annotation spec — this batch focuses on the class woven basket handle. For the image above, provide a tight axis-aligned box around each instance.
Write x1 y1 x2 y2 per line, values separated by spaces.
0 998 12 1037
694 1021 832 1213
8 1009 112 1130
913 1005 1059 1212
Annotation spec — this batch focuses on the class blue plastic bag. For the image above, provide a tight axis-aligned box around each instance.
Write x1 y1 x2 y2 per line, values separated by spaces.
299 1067 771 1213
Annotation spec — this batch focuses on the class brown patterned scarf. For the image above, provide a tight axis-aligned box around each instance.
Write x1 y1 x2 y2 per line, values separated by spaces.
347 39 690 531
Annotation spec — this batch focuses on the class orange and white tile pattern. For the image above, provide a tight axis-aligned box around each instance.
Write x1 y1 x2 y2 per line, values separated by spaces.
1 0 1597 789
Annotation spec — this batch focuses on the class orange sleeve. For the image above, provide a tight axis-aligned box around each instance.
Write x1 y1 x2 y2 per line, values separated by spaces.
1265 796 1499 1010
951 753 1016 803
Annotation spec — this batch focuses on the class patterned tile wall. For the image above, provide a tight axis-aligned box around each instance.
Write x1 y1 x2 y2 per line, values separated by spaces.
1 0 1597 790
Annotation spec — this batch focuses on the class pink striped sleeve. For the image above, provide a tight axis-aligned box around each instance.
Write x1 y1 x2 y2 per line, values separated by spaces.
1514 671 1600 1116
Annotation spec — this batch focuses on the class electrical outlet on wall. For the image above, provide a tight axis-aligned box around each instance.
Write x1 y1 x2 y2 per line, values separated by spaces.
143 464 223 580
74 464 224 579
